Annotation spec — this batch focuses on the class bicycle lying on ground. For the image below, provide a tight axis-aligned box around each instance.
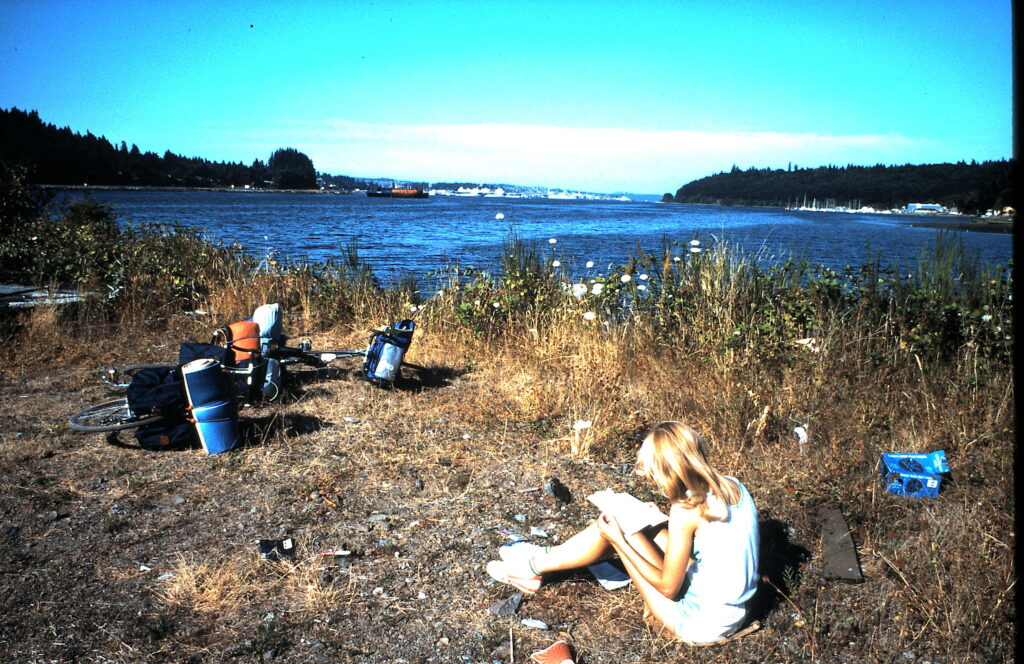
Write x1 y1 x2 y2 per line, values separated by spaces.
67 344 360 433
68 305 415 438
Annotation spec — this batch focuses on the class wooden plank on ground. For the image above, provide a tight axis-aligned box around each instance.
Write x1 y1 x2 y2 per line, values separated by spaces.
819 505 864 583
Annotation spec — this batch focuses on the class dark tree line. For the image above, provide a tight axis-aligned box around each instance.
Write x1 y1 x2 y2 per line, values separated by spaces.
319 173 369 190
0 107 336 190
670 161 1015 215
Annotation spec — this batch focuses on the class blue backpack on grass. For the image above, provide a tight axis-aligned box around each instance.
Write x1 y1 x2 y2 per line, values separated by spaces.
364 320 415 384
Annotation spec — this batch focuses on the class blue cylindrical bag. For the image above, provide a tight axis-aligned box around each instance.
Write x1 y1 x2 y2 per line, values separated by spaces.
181 359 239 455
194 418 240 456
192 400 234 422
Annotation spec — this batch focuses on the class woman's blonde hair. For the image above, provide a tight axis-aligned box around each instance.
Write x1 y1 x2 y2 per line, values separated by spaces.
635 421 740 521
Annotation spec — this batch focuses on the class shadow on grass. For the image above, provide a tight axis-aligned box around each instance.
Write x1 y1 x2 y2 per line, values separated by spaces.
748 517 811 623
104 429 200 452
282 364 354 388
280 361 462 393
238 412 333 449
393 362 464 391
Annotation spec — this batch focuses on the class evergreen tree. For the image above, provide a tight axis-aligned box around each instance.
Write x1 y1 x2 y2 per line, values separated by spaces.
267 148 316 189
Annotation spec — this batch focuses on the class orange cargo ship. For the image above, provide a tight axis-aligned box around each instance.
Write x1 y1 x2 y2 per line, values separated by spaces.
391 187 429 198
366 184 429 198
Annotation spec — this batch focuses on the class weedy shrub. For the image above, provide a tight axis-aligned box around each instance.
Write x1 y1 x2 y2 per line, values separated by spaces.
0 168 121 288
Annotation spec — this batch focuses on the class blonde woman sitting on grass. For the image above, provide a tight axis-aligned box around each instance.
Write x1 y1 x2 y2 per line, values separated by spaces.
486 421 759 645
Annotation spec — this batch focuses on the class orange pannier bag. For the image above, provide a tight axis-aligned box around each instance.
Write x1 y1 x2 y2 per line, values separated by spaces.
211 320 261 366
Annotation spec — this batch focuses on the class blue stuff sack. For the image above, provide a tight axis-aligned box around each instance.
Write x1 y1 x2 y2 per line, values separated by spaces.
881 450 949 499
364 320 415 383
180 342 267 404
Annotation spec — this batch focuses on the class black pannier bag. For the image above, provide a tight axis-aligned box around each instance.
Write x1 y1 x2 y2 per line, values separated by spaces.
179 342 230 366
125 366 196 450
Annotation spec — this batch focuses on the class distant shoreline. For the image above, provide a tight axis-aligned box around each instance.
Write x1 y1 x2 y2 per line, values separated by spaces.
665 199 1015 234
41 186 1017 233
903 218 1013 234
40 184 335 194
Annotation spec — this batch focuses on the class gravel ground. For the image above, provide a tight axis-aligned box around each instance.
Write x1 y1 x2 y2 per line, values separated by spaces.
0 343 1006 663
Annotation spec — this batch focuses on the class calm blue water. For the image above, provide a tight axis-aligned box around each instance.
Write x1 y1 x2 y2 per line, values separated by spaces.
69 190 1013 288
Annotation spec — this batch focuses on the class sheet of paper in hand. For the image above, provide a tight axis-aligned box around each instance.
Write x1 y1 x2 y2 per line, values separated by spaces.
587 489 668 534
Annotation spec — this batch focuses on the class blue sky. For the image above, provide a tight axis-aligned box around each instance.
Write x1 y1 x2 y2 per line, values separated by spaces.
0 0 1012 193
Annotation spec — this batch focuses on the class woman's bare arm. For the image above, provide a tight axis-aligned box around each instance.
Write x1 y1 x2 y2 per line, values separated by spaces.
597 504 700 598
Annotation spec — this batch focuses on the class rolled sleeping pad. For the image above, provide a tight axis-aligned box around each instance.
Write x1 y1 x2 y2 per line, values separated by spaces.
181 358 230 407
227 320 261 366
252 303 283 353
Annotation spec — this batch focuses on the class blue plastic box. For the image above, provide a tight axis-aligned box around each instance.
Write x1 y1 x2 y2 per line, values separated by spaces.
881 450 949 475
884 470 943 499
881 450 949 498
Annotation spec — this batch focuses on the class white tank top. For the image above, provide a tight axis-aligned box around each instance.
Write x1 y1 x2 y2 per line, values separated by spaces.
676 477 759 640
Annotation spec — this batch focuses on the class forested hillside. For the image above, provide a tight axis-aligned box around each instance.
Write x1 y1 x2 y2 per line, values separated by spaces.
670 161 1014 215
0 107 359 190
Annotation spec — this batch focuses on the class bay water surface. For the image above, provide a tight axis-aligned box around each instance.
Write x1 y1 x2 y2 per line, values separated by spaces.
71 190 1012 289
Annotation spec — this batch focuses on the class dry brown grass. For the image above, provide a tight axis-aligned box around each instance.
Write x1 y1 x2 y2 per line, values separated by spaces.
160 553 259 617
0 258 1014 663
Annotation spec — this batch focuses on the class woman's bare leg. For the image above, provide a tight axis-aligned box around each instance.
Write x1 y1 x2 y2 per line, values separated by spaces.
532 521 614 573
535 522 668 574
614 547 681 638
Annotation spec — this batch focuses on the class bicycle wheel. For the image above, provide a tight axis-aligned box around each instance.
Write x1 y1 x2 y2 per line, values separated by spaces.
69 398 164 432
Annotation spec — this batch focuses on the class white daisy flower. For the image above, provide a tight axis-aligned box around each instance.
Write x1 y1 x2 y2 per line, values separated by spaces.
552 260 561 267
690 247 702 254
620 274 631 283
637 284 647 291
690 239 701 246
592 283 604 295
582 311 596 321
639 274 649 280
572 283 587 298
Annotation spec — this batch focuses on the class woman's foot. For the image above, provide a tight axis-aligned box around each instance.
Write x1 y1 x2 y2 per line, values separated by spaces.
498 540 545 564
485 559 542 594
530 640 574 664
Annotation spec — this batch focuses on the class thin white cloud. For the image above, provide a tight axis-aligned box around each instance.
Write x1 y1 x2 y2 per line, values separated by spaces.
266 119 928 192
